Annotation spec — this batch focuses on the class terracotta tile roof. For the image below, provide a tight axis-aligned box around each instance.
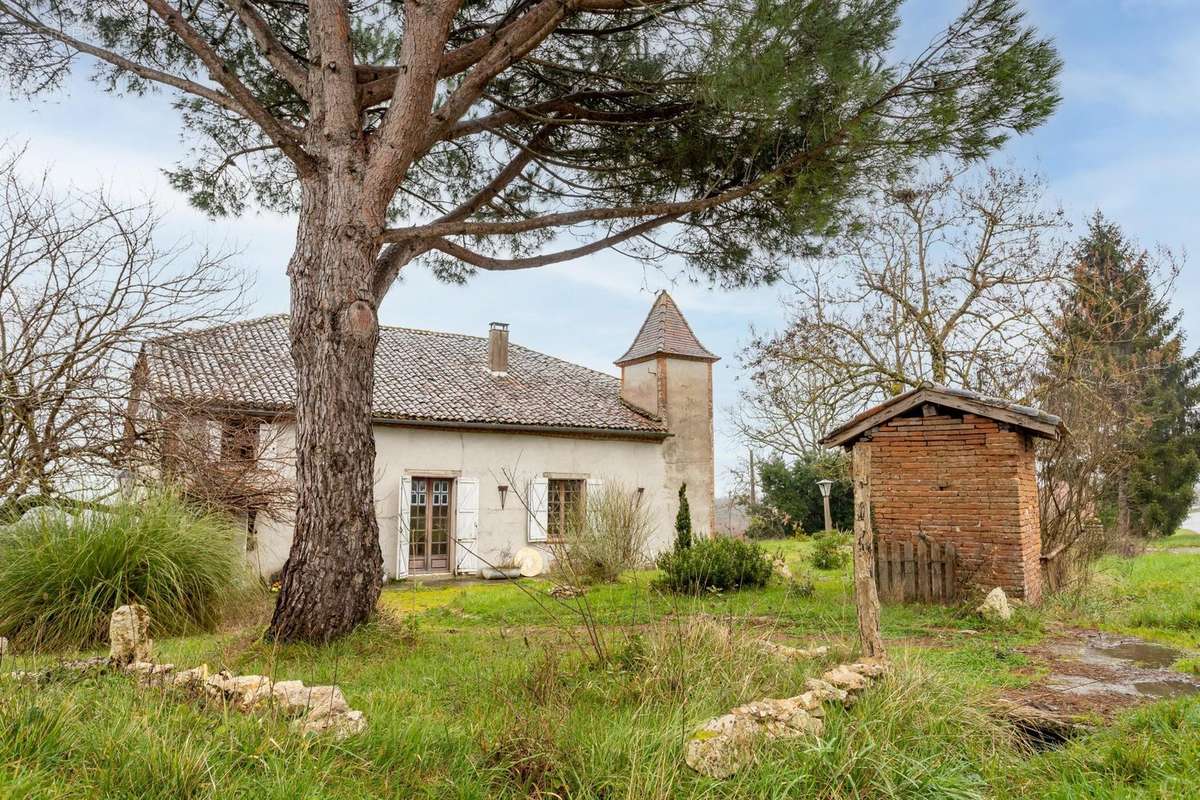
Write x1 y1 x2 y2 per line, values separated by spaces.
615 291 719 365
140 315 666 435
820 383 1064 448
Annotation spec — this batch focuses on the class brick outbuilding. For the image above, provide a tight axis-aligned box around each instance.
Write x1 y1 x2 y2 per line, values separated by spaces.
821 385 1064 604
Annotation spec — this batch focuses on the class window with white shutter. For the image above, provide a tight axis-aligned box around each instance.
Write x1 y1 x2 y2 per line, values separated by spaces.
527 477 549 542
455 477 480 574
397 476 412 578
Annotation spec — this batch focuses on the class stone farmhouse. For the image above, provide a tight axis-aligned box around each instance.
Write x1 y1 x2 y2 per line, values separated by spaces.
130 291 718 579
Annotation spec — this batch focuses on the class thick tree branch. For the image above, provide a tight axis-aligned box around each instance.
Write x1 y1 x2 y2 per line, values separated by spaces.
143 0 315 174
430 214 677 271
424 0 569 144
445 95 687 140
383 178 763 241
371 239 436 302
362 0 460 213
222 0 309 96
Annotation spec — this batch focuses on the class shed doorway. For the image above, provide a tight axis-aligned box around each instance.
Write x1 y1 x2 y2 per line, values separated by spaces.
408 477 454 574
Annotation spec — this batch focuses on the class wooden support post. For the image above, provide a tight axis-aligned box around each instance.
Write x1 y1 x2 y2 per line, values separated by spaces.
852 441 885 660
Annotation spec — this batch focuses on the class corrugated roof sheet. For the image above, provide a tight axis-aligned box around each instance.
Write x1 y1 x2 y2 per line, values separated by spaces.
141 315 666 434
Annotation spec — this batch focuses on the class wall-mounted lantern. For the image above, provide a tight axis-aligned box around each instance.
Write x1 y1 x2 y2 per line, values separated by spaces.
497 484 509 510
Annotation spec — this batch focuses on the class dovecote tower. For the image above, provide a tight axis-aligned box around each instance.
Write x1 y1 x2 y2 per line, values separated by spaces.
616 291 719 536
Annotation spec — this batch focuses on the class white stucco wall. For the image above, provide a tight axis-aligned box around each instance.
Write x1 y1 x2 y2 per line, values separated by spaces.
251 422 675 579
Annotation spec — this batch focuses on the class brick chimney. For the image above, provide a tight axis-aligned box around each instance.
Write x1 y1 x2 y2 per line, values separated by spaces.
488 322 509 375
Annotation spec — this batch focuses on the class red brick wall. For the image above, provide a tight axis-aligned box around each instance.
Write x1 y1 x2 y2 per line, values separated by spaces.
867 411 1043 602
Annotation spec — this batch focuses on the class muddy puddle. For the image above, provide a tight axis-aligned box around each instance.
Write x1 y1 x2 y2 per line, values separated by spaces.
1043 632 1200 700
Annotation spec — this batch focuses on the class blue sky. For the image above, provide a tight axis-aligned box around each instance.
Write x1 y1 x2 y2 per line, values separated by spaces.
3 0 1198 492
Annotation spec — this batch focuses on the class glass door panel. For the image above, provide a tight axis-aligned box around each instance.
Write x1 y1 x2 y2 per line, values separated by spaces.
430 479 451 572
409 478 428 572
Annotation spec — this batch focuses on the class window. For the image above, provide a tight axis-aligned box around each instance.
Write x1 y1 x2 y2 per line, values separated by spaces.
547 478 585 540
220 417 260 464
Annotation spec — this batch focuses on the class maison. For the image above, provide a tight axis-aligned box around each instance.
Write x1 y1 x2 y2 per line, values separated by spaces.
821 384 1064 603
131 291 718 579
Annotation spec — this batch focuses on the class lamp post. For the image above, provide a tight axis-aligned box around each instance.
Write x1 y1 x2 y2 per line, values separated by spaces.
816 478 834 531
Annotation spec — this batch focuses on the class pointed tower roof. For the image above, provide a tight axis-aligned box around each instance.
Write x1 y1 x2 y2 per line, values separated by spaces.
615 291 720 366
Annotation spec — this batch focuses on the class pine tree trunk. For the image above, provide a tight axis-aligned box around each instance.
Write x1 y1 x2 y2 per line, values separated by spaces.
267 169 385 643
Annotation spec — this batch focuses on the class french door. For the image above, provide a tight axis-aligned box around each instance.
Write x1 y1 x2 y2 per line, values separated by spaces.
408 477 453 573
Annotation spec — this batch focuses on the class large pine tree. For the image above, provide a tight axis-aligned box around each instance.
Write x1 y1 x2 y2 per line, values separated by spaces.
1047 214 1200 538
0 0 1062 641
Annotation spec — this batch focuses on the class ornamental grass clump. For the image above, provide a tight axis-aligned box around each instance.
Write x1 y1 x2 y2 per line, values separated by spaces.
0 489 258 651
655 537 773 593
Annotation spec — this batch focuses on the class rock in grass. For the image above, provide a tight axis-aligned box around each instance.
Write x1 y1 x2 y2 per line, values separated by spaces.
804 677 850 706
109 604 153 665
977 587 1013 622
0 636 8 657
822 665 870 692
170 664 210 690
845 659 889 678
267 682 351 718
294 708 367 739
756 640 830 660
685 713 760 779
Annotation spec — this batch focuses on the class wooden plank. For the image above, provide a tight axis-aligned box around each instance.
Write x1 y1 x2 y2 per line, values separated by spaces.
946 542 957 601
930 541 942 603
878 537 888 599
903 539 915 602
883 539 893 602
918 538 930 602
893 540 904 602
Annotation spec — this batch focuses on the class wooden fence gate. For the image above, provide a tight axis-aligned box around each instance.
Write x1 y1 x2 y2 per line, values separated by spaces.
873 537 959 603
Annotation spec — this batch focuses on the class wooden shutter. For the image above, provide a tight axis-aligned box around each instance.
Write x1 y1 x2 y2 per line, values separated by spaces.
397 476 412 578
527 477 549 541
455 477 480 575
586 477 603 508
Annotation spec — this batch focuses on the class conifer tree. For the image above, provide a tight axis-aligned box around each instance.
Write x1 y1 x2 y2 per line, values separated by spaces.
675 484 693 550
1044 214 1200 538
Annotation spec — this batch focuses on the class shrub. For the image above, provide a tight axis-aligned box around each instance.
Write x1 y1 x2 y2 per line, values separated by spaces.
809 530 850 571
655 537 773 593
551 482 652 584
745 509 788 540
788 572 816 598
0 488 259 651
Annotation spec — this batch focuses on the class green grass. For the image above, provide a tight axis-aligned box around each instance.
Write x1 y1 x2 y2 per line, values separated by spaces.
1147 528 1200 550
2 533 1199 798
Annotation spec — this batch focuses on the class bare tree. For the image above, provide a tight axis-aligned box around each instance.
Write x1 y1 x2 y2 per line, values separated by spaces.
0 0 1062 640
0 144 241 521
739 164 1069 457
